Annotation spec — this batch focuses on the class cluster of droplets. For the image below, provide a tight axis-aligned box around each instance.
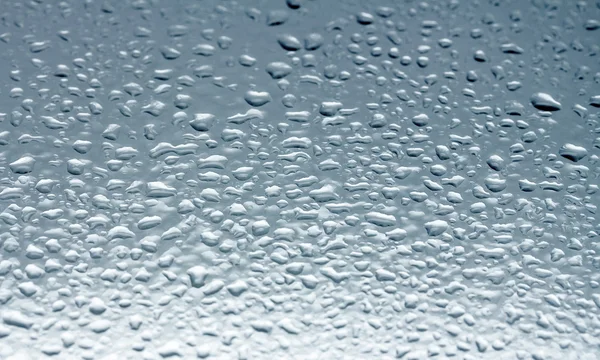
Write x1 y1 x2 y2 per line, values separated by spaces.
0 0 600 359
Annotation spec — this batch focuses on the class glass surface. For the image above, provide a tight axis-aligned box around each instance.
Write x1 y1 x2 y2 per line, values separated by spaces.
1 0 599 359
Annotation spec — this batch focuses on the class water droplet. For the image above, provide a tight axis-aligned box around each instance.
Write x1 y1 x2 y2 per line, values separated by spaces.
530 92 562 111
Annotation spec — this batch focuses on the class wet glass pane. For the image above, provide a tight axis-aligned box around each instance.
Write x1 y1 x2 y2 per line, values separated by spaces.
1 0 599 359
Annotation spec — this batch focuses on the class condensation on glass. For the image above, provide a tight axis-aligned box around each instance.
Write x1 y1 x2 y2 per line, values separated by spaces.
0 0 599 359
